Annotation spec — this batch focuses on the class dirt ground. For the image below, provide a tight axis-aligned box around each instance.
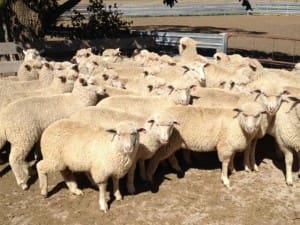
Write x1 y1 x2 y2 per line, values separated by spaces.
1 13 300 225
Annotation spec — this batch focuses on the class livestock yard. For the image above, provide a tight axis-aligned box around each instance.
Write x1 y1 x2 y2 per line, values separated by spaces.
0 2 300 225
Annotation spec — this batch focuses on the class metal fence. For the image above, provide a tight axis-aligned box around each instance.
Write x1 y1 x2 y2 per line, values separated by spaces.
59 1 300 19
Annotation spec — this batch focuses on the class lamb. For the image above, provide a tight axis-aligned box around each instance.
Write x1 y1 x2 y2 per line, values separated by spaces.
37 119 144 212
70 107 178 194
0 77 106 190
146 101 267 187
267 88 300 185
23 48 44 61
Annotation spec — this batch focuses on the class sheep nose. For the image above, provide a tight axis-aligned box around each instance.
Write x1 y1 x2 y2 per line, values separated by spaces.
124 145 134 153
159 138 169 144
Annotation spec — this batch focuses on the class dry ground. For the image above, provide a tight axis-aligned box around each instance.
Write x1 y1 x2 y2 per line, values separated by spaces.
1 10 300 225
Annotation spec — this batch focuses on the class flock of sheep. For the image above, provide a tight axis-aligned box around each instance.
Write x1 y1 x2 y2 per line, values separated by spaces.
0 37 299 213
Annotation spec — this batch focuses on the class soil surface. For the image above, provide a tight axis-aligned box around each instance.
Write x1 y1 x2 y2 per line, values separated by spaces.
1 12 300 225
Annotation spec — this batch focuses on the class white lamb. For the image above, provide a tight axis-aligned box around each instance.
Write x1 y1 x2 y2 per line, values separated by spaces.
37 119 144 212
0 77 106 190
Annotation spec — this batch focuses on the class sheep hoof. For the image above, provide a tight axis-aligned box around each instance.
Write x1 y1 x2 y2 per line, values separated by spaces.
71 189 83 196
115 193 123 201
244 166 251 173
286 179 293 186
221 177 230 188
41 190 48 198
20 183 29 191
253 165 259 172
127 188 135 195
100 203 108 213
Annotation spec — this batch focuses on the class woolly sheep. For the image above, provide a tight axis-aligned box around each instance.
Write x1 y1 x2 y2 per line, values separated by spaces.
266 88 300 185
37 119 144 212
70 107 178 194
177 37 208 63
0 74 76 111
146 102 267 187
0 77 106 190
96 80 195 117
0 62 56 95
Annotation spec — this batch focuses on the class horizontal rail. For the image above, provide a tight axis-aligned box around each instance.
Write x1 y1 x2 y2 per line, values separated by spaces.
59 2 300 19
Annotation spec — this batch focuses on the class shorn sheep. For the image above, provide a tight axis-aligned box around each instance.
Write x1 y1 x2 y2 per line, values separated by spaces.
0 77 106 190
37 119 145 212
146 101 267 187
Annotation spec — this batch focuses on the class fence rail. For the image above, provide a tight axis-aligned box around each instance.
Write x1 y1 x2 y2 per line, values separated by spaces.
59 1 300 19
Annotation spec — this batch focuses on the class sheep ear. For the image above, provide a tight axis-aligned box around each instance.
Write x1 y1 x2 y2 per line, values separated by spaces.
182 65 190 74
190 84 197 91
44 62 51 69
79 78 88 86
87 48 92 52
288 96 300 102
216 55 221 61
23 49 26 55
102 74 109 80
230 81 235 90
233 108 242 118
86 53 91 57
25 64 31 71
167 85 174 95
251 89 261 101
143 70 149 77
147 119 155 124
147 85 154 92
282 90 290 95
249 63 257 72
203 62 210 68
58 76 67 83
137 128 146 134
106 129 117 141
173 121 180 125
181 43 187 50
219 81 226 88
72 64 79 72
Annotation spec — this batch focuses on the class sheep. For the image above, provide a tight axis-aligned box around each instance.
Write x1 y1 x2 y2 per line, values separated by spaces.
37 119 144 212
177 37 208 63
0 77 106 190
0 73 77 111
146 101 267 187
267 88 300 185
71 48 94 64
0 62 55 95
23 48 45 61
70 107 178 194
1 59 43 81
101 48 122 63
96 80 195 117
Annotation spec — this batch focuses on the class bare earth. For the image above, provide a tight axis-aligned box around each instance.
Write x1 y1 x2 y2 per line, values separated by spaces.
1 13 300 225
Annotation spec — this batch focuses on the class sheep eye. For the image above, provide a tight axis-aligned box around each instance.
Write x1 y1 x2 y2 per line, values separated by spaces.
254 114 260 118
243 113 248 117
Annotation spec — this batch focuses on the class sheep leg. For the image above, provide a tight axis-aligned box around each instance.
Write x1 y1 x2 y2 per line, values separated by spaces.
98 182 108 213
60 169 83 196
250 139 259 172
36 160 50 197
127 162 137 195
229 152 236 174
283 148 294 186
182 150 193 165
146 155 161 183
138 160 147 181
167 154 183 175
112 177 122 201
243 145 252 172
85 172 98 188
9 143 32 190
218 147 232 188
